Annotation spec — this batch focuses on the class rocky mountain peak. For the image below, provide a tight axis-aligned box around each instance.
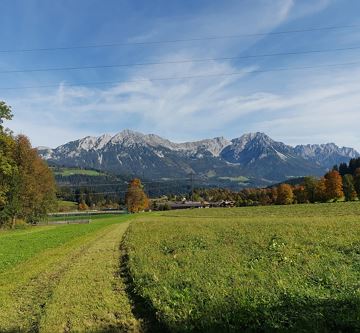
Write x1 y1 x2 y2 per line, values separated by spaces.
37 130 359 184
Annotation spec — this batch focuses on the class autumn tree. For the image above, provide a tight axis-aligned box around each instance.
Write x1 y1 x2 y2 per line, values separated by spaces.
125 178 149 213
324 170 344 201
0 101 57 227
0 102 16 224
276 184 294 205
2 135 57 225
342 174 357 201
315 177 327 202
0 132 16 209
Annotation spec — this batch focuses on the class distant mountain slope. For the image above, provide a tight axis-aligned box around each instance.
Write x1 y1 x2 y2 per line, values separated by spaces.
220 133 324 181
38 130 359 186
294 143 360 169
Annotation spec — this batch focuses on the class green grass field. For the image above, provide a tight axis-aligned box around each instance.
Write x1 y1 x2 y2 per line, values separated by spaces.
52 167 104 176
57 200 78 211
218 175 250 184
1 203 360 332
0 214 141 333
47 213 126 222
123 203 360 332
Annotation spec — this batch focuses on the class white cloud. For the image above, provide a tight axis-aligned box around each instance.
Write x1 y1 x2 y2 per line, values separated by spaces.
3 0 345 149
7 61 360 151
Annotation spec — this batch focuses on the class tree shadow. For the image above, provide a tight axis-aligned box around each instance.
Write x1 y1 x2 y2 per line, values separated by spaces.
1 293 358 333
118 239 170 333
165 293 360 333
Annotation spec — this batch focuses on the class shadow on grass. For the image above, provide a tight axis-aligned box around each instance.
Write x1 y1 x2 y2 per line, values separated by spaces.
119 239 170 333
158 294 360 333
1 294 358 333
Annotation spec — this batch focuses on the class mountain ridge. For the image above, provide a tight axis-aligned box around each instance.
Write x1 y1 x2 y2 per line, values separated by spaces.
38 130 359 186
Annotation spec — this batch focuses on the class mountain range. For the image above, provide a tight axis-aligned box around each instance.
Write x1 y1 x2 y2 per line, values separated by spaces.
38 130 360 187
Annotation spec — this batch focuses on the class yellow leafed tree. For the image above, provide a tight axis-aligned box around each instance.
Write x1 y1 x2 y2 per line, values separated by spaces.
125 178 149 213
324 170 344 201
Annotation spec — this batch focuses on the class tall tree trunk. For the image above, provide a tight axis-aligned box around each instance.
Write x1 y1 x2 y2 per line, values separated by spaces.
11 216 16 229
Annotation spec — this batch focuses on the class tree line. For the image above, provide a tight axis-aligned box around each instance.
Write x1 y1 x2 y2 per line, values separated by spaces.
0 102 57 227
192 160 360 207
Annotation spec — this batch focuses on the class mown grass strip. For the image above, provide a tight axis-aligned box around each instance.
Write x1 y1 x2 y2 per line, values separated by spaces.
39 222 141 333
0 215 136 332
0 214 127 273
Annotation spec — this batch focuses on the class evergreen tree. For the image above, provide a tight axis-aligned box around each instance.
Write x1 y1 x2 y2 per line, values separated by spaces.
348 158 360 175
342 174 357 201
338 162 348 176
354 168 360 198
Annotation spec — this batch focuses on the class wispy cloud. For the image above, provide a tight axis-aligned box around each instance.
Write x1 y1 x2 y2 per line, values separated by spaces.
6 0 355 151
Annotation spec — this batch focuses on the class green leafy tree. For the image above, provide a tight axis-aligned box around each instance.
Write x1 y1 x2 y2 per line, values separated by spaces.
0 101 13 131
303 176 317 203
342 174 357 201
293 185 308 204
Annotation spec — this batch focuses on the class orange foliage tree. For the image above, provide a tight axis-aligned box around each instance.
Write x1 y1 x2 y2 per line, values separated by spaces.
276 184 294 205
125 178 149 213
324 170 344 201
13 135 57 224
315 178 327 202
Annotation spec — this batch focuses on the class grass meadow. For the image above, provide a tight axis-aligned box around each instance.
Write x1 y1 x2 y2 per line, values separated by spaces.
0 214 141 333
1 203 359 332
52 167 104 177
123 203 360 332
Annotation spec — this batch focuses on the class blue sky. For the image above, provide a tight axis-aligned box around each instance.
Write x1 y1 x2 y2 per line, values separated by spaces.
1 0 360 150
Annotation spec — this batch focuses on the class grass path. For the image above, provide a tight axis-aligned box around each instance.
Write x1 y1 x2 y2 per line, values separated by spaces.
0 218 142 333
39 222 140 333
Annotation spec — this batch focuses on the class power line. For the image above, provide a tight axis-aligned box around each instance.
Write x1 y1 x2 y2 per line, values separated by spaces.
2 44 360 74
2 60 360 90
1 24 359 53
